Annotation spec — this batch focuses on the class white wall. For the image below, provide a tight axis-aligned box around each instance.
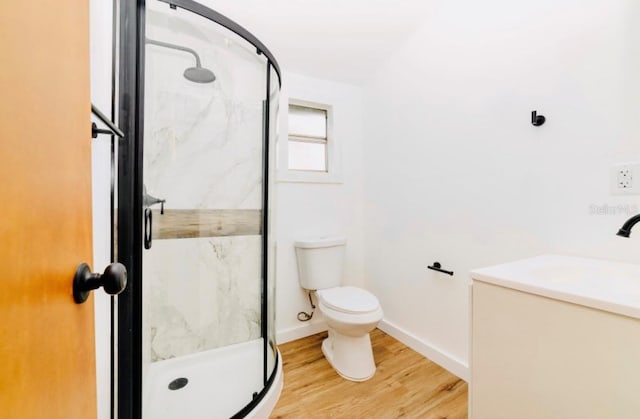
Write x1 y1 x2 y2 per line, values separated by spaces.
362 0 640 380
90 0 113 417
194 0 429 85
275 72 366 343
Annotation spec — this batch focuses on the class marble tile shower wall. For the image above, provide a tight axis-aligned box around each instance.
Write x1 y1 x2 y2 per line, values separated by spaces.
144 238 261 361
143 13 267 362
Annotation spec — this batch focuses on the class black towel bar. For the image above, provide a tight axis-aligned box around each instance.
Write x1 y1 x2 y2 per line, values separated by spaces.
91 103 124 138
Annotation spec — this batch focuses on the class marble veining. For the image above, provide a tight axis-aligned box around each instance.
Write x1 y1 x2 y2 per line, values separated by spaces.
142 11 267 362
145 236 262 362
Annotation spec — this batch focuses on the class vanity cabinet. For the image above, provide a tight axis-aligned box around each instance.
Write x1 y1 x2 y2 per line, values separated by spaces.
471 280 640 419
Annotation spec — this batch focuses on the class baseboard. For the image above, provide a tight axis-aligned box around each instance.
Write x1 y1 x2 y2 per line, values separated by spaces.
378 319 470 382
276 320 328 344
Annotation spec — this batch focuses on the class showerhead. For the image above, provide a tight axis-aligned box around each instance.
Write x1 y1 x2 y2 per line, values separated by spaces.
146 38 216 84
183 66 216 84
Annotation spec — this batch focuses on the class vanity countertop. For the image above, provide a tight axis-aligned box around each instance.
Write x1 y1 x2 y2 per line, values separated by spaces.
471 254 640 319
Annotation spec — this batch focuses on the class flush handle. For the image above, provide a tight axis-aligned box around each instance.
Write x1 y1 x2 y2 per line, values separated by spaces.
73 262 127 304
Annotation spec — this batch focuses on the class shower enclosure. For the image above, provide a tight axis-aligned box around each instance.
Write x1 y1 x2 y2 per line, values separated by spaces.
116 1 281 417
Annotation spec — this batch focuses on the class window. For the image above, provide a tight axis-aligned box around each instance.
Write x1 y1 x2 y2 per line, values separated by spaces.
279 99 340 184
288 104 328 172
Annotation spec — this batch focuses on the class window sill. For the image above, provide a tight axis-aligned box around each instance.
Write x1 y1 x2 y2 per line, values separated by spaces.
276 170 343 185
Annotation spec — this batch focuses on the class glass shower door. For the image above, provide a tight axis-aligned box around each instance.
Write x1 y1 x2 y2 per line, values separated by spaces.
141 2 269 417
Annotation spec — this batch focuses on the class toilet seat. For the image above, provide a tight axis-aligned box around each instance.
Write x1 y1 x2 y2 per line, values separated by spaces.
316 286 380 314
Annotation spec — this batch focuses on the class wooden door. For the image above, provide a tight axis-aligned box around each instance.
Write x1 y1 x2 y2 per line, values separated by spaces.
0 1 96 418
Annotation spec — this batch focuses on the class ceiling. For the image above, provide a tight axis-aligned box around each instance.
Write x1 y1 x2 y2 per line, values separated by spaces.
204 0 430 85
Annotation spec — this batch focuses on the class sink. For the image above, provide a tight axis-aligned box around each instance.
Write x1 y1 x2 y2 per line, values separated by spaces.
471 254 640 319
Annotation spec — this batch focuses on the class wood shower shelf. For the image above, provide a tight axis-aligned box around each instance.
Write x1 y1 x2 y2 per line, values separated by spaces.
151 209 262 240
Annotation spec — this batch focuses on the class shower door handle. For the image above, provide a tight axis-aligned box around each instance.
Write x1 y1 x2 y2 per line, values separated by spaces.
73 262 127 304
144 208 153 249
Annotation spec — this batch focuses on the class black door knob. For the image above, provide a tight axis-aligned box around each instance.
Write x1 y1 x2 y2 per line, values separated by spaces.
73 262 128 304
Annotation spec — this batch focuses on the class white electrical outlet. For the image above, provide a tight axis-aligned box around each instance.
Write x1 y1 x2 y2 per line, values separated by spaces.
619 169 632 189
611 163 640 195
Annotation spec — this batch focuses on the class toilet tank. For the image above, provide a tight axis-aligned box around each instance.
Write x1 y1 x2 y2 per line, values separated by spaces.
294 237 346 290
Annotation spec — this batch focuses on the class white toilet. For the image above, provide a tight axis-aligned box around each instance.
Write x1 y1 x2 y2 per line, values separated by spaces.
295 237 383 382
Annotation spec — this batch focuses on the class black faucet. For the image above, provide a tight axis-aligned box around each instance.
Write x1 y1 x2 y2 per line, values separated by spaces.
143 185 166 214
616 214 640 237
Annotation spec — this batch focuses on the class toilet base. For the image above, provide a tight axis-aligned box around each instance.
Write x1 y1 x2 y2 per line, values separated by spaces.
321 329 376 382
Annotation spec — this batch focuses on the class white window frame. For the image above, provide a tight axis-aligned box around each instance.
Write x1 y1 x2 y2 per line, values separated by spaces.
278 98 342 184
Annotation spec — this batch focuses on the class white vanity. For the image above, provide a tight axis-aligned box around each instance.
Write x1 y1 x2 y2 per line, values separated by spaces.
470 255 640 419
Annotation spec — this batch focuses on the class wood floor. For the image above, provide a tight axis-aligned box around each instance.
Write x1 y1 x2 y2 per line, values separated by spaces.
270 329 468 418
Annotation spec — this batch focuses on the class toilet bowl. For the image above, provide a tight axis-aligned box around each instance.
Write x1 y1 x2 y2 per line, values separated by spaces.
294 237 383 382
316 286 383 381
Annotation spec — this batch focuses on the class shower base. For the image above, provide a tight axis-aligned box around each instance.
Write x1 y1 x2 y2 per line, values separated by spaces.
143 339 282 419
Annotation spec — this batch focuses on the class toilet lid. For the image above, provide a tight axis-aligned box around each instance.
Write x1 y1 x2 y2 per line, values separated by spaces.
317 286 380 314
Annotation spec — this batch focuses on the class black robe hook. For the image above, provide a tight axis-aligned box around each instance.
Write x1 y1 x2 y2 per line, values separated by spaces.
531 110 546 126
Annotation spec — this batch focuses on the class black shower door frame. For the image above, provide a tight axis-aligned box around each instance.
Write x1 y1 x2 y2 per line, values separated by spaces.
116 1 281 418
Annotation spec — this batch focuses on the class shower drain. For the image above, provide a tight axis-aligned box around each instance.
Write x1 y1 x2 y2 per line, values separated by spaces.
168 377 189 391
